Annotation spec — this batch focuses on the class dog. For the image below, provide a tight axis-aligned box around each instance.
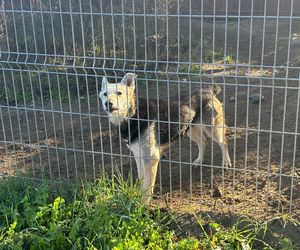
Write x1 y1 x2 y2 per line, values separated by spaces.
99 73 231 203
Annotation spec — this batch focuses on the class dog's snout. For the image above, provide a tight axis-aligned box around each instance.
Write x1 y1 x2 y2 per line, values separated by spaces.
105 101 113 109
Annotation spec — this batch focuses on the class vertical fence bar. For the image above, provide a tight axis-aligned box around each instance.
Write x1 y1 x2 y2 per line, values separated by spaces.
188 0 193 202
265 2 279 212
199 0 204 210
165 0 173 205
153 0 163 197
255 0 264 210
289 73 300 211
278 0 293 212
1 0 10 60
65 71 79 180
48 0 57 61
110 0 124 176
270 0 282 212
234 0 241 206
37 0 53 179
107 0 117 177
8 68 28 171
0 104 11 175
89 0 97 180
122 0 134 182
243 0 254 213
143 1 152 196
47 0 62 178
221 0 229 210
95 78 106 174
79 0 96 179
36 70 52 179
7 0 28 173
254 0 268 213
130 0 143 197
90 1 105 175
1 2 20 175
176 0 182 204
69 0 88 179
210 0 216 208
55 72 70 180
285 2 295 210
46 71 61 178
56 0 71 180
99 0 111 174
28 0 45 178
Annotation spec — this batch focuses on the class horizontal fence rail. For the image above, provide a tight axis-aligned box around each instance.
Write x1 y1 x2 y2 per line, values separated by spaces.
0 0 299 218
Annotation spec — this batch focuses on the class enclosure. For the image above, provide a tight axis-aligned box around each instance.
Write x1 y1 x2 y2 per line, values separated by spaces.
0 0 300 221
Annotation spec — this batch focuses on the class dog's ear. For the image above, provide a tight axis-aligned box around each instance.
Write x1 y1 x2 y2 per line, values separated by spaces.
101 77 108 90
120 73 137 87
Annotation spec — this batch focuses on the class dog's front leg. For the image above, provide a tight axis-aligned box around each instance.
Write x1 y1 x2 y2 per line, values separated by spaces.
139 156 160 204
130 143 160 204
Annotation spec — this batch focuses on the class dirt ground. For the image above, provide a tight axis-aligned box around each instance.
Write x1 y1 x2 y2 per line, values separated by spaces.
0 19 300 221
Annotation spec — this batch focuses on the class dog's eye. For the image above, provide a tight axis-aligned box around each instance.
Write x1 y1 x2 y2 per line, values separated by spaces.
117 91 122 95
103 92 107 97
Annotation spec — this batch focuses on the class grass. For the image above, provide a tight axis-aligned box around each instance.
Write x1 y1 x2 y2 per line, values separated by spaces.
223 54 235 64
195 215 270 249
0 176 198 249
0 71 93 105
0 175 298 249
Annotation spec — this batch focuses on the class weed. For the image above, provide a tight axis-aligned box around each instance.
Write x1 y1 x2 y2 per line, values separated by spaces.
0 176 197 249
180 64 199 74
0 71 74 105
0 176 298 249
278 238 294 250
223 54 234 64
190 64 199 73
195 215 272 249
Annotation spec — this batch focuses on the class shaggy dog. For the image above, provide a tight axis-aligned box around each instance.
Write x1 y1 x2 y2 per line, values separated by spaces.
99 73 231 203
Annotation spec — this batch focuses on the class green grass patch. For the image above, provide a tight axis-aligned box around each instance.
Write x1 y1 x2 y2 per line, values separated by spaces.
0 70 97 105
195 215 271 249
223 54 234 64
0 176 198 249
0 175 298 249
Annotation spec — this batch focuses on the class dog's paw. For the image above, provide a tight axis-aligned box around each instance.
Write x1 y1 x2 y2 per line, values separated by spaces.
192 159 203 165
142 195 151 205
225 160 232 169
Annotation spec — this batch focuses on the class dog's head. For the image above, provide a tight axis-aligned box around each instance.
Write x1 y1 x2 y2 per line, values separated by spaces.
99 73 137 125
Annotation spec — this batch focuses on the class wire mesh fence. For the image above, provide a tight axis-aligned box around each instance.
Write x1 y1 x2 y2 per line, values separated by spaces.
0 0 299 218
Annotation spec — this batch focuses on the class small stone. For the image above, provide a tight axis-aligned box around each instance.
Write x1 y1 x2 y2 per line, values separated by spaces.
213 186 222 198
249 94 265 104
228 96 235 102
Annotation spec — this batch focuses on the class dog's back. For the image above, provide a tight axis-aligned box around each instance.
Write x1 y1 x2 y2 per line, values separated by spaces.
122 85 224 147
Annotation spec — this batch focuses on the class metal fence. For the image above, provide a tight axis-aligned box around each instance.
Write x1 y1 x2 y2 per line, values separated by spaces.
0 0 299 218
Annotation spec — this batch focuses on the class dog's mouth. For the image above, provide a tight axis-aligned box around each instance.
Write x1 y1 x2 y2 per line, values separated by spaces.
105 107 119 113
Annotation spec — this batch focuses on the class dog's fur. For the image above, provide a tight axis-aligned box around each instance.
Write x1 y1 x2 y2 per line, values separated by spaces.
99 73 231 203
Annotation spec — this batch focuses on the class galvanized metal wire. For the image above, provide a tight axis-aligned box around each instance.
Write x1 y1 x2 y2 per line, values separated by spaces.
0 0 299 217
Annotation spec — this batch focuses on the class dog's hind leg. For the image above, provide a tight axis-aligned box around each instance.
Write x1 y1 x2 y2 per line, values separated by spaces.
188 125 206 165
205 125 232 169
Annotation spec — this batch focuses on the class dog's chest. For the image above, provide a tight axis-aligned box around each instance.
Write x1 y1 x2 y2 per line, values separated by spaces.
121 118 155 147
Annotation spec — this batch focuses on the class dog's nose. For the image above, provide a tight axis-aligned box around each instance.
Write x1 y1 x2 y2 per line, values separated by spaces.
105 101 113 109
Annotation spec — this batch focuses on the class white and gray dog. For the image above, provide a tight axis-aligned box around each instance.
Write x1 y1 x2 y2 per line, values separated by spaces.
99 73 231 203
